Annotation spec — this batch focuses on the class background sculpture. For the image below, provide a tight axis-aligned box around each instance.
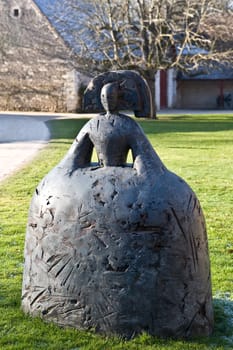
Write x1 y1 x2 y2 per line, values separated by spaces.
22 71 214 339
83 70 153 118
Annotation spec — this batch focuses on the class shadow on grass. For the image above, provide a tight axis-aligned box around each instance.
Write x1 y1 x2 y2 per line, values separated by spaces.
140 120 233 135
164 115 233 121
46 119 88 140
46 116 233 144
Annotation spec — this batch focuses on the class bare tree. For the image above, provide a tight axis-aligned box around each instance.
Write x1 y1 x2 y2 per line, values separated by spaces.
45 0 233 117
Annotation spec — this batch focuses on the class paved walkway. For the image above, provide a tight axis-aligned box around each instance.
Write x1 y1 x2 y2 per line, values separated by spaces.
0 114 50 181
0 112 92 182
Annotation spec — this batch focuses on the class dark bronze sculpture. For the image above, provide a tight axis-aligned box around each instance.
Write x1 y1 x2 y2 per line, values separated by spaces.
22 70 214 339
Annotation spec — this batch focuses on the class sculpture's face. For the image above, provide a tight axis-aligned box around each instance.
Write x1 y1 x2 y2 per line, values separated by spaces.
100 82 119 112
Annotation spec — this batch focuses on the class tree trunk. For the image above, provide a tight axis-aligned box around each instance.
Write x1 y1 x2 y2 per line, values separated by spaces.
143 70 158 119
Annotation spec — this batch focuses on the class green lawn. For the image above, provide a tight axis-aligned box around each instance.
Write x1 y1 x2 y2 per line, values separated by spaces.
0 113 232 349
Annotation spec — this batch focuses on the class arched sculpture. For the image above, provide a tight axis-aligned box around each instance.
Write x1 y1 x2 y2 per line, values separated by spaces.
83 70 153 118
22 71 214 339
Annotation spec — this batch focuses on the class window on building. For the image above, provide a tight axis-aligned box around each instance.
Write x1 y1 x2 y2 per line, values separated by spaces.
13 8 19 17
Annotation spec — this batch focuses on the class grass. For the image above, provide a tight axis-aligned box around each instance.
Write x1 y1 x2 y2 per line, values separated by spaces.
0 113 233 349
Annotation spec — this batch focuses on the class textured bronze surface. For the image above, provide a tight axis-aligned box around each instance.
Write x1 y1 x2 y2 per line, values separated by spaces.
22 72 213 339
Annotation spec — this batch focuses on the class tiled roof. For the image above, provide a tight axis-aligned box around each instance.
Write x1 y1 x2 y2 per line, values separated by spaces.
177 63 233 80
34 0 87 52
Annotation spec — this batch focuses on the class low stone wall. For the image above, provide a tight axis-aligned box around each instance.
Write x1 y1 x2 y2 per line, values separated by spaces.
0 53 70 112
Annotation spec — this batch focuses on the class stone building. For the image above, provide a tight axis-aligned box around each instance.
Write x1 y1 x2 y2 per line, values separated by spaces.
0 0 89 112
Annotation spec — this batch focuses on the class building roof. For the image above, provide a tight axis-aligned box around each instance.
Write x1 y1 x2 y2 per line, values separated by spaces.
35 0 57 13
34 0 86 52
177 63 233 80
